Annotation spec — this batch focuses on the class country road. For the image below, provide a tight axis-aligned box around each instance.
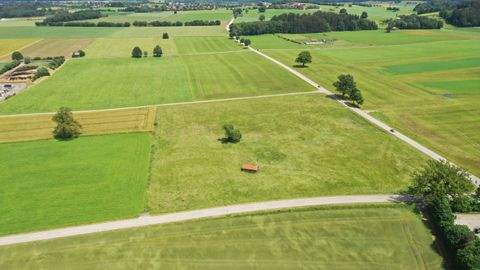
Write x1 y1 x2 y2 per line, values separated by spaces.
0 194 412 246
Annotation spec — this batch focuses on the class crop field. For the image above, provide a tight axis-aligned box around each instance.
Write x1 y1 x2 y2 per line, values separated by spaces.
84 9 232 24
0 38 40 59
0 204 443 269
0 106 156 143
0 132 151 235
148 94 425 213
12 38 94 58
0 51 311 114
249 28 480 175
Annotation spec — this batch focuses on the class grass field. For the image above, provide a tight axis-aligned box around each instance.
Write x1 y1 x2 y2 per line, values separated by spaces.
0 51 311 114
148 94 425 213
0 133 151 235
0 106 156 143
0 204 444 269
248 28 480 175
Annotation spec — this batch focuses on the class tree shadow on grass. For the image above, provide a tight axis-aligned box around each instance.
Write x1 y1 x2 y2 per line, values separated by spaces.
293 64 308 68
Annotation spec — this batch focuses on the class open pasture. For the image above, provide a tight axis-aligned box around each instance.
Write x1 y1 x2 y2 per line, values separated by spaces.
251 28 480 175
85 37 177 58
0 205 443 269
0 51 311 114
0 132 151 235
0 106 156 143
148 94 425 214
235 8 316 23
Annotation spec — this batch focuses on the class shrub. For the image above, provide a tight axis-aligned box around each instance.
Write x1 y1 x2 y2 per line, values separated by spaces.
162 32 169 39
33 67 50 81
48 57 65 70
143 51 148 57
11 51 23 61
52 107 82 140
23 57 31 64
131 46 142 58
153 45 163 57
72 50 86 58
223 124 242 143
451 195 474 213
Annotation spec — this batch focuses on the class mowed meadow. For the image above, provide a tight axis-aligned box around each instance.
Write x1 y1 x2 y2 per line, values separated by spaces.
248 28 480 176
0 23 314 114
0 205 443 269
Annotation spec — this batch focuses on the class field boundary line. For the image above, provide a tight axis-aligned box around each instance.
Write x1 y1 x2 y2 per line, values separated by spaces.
0 91 320 117
0 194 411 246
247 46 480 187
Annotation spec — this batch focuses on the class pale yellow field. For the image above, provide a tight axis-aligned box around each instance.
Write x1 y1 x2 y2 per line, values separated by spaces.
19 39 94 58
0 39 40 60
0 106 156 143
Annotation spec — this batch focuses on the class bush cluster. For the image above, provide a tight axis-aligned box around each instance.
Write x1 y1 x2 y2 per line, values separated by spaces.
38 21 130 27
33 67 50 81
48 57 65 70
0 61 21 75
229 11 377 36
223 124 242 143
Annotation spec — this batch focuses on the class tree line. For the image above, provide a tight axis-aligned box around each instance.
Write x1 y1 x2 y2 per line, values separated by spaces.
414 0 480 27
440 0 480 27
37 19 221 28
385 14 443 31
0 3 49 18
36 10 104 26
229 11 377 36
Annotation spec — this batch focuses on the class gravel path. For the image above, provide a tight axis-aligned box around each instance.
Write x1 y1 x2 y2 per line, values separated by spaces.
0 194 412 246
456 214 480 231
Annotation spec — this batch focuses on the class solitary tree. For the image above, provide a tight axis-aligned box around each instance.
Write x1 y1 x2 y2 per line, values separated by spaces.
143 51 148 57
162 32 169 39
333 74 356 98
153 45 163 57
11 51 23 61
361 11 368 18
295 51 312 67
243 38 251 46
259 14 265 21
339 8 347 14
23 57 31 64
223 124 242 143
131 46 142 58
52 107 82 140
410 159 475 203
258 6 266 12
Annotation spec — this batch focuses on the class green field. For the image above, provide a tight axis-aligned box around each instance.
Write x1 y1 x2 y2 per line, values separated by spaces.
247 28 480 175
148 94 425 213
0 133 151 235
0 204 443 269
0 51 310 114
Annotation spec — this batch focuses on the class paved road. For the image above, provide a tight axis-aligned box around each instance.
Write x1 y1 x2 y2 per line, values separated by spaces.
456 214 480 232
248 47 480 187
0 194 412 246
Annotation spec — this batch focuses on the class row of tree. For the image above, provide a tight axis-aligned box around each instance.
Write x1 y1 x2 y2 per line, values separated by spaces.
36 10 104 26
229 11 377 36
131 46 163 58
385 14 443 31
0 3 49 18
410 160 480 269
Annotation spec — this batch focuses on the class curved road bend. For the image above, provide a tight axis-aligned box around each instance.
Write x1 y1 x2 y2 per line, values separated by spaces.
0 194 412 246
